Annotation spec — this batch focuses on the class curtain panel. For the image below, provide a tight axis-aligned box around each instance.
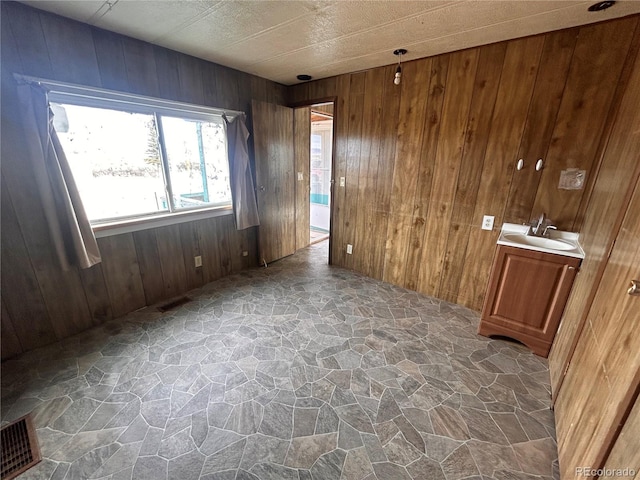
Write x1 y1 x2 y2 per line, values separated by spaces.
225 113 260 230
17 83 101 270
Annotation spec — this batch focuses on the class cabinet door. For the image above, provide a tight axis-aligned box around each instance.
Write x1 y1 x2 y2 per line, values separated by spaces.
480 246 580 355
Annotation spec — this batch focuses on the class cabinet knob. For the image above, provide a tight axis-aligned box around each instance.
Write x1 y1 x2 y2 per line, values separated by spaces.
628 280 640 296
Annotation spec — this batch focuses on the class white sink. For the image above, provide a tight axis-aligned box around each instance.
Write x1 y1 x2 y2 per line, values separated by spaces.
502 233 575 251
497 223 585 259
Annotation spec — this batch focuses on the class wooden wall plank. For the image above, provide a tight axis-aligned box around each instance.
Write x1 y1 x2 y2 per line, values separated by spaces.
353 67 385 276
38 11 101 86
503 29 577 225
329 74 351 267
153 45 181 102
532 17 638 229
415 49 478 296
217 216 233 277
382 61 431 285
309 77 337 101
549 40 640 395
438 43 505 302
341 72 366 271
133 229 165 305
369 65 400 281
600 395 640 478
225 215 252 274
294 107 311 251
4 1 51 78
197 217 223 283
179 221 204 291
215 65 241 111
79 264 113 324
92 29 129 92
155 225 189 298
98 234 146 318
1 300 23 361
403 55 448 292
122 37 160 97
201 62 220 107
177 54 205 105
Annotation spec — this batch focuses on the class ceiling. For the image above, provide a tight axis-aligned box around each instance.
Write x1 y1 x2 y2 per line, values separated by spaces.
21 1 640 85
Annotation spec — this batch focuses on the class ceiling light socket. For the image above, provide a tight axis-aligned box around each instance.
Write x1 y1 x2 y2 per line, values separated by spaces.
393 49 407 57
588 1 615 11
296 74 312 81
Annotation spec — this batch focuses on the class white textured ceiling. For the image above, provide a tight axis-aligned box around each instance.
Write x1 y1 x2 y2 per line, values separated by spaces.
21 0 640 85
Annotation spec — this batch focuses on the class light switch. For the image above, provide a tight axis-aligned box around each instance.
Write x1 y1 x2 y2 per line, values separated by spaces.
340 177 345 187
297 172 303 181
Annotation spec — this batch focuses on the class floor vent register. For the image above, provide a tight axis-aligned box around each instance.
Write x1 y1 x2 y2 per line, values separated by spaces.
1 414 41 480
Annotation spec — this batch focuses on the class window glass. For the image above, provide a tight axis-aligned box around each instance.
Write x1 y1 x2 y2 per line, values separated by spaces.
52 101 232 224
54 103 168 222
160 116 231 209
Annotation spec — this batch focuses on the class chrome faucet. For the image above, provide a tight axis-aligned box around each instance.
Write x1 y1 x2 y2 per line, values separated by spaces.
528 213 556 238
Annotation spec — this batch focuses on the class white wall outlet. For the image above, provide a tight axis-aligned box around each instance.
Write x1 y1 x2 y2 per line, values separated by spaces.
242 251 249 257
297 172 303 181
340 177 346 187
346 244 353 255
482 215 495 231
194 255 202 267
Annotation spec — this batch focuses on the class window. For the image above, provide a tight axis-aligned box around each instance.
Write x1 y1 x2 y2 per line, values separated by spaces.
310 121 332 206
49 83 234 224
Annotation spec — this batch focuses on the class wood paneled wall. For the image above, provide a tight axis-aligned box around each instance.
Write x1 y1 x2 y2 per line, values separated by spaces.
0 1 286 359
549 30 640 395
551 41 640 479
289 15 640 310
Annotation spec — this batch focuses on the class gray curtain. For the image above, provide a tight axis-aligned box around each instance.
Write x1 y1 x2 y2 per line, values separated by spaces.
224 113 260 230
17 83 101 270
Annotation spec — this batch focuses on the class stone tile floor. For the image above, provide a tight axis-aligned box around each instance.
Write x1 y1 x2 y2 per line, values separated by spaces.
1 240 559 480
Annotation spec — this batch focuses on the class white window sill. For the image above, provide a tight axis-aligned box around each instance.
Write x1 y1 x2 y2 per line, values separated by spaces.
93 206 233 238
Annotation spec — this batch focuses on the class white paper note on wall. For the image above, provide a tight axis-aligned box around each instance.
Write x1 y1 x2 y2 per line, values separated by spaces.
558 168 586 190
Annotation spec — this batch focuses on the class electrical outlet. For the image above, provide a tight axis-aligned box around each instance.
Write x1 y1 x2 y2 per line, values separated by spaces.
482 215 495 231
346 244 353 255
297 172 303 181
194 255 202 267
242 251 249 257
340 177 346 187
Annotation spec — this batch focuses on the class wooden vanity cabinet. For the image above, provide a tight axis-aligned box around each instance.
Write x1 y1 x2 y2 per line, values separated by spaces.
478 245 581 357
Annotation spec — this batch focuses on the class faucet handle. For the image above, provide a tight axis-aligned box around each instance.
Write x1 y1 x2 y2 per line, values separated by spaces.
543 225 557 237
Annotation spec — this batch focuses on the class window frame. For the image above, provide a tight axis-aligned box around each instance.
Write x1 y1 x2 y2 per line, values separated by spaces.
19 74 244 235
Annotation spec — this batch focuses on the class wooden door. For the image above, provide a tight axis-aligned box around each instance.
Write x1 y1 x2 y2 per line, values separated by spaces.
555 175 640 478
294 107 311 251
252 100 295 265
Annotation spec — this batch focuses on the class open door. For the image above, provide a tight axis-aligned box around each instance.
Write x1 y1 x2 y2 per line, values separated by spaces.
252 100 295 265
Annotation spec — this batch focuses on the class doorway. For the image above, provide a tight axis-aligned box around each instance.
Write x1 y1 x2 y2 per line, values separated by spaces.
309 103 333 245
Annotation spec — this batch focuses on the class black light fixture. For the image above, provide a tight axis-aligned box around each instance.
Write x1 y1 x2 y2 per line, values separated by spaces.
393 49 407 86
296 74 312 81
588 1 615 11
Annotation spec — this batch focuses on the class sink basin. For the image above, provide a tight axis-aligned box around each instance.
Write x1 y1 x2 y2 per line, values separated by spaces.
502 233 575 251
